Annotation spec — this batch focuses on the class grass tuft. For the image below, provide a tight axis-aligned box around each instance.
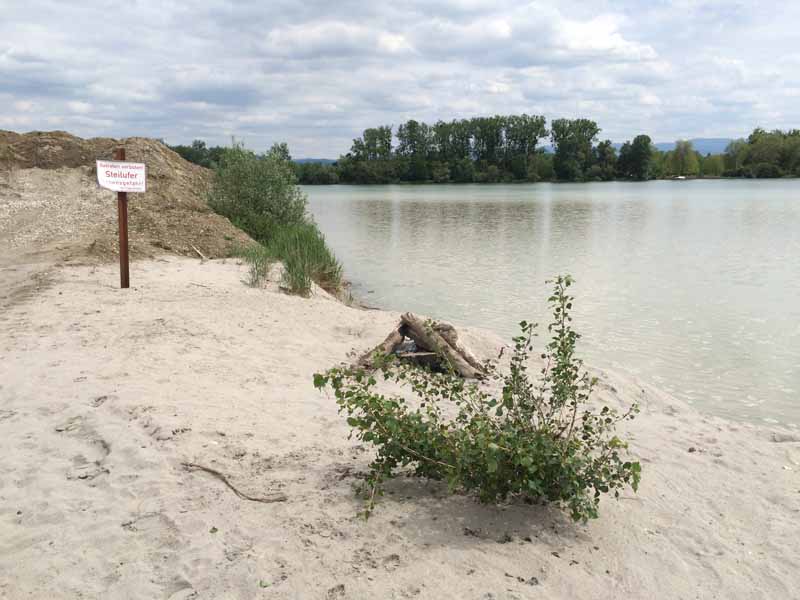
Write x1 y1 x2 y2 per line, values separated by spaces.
235 224 342 297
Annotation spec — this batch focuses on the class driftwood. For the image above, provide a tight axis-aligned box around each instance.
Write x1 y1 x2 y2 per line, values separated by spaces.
430 322 484 373
357 325 405 368
190 244 207 262
357 313 485 379
400 313 483 379
182 462 287 503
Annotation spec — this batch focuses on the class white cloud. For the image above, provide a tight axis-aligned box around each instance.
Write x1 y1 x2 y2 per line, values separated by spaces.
1 1 799 155
67 101 92 114
13 100 35 112
377 33 413 54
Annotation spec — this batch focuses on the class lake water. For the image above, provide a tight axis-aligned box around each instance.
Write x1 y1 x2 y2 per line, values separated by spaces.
305 181 800 426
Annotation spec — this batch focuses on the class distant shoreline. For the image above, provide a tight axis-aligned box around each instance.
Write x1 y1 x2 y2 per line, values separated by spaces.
299 175 800 186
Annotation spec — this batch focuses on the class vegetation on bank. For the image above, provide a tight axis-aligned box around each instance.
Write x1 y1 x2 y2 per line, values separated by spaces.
314 275 641 522
208 143 342 295
171 119 800 185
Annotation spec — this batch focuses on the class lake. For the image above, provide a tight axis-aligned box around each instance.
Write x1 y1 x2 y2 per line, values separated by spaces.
305 181 800 426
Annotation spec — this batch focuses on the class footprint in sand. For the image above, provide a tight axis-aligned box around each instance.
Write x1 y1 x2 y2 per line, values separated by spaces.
54 415 111 481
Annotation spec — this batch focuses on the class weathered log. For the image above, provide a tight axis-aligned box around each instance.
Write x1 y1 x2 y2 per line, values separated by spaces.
357 323 405 368
395 351 441 370
411 322 456 351
400 313 484 379
432 322 484 373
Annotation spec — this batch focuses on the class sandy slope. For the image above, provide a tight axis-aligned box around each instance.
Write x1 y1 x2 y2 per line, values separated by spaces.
1 257 798 600
0 132 254 268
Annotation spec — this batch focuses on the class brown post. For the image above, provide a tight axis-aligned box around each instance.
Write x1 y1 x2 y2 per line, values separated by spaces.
114 147 130 288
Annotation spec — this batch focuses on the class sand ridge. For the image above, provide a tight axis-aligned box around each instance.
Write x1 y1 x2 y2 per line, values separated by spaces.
0 131 254 268
0 257 798 599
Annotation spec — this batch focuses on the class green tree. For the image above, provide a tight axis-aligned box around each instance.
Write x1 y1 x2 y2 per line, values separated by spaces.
450 119 474 161
296 162 339 185
593 139 617 180
724 139 748 174
397 119 432 181
471 116 505 165
528 152 555 182
169 139 225 168
551 118 600 181
432 120 455 161
617 135 653 180
504 114 548 170
785 133 800 175
350 126 393 161
267 142 292 163
670 140 700 176
700 154 725 177
450 157 475 183
743 130 782 177
430 161 451 183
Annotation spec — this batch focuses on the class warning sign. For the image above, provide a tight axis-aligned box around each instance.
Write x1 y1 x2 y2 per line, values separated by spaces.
97 160 147 193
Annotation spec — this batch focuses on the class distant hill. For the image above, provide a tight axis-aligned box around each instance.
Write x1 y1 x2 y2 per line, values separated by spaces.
652 138 734 155
539 138 733 155
608 138 733 155
294 158 336 165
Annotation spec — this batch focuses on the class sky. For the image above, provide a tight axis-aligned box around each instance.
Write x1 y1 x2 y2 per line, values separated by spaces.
2 0 799 157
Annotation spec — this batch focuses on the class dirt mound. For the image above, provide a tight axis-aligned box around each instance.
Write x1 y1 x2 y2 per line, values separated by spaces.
0 130 254 264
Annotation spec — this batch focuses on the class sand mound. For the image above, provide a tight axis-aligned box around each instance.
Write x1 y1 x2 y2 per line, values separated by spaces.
0 130 254 264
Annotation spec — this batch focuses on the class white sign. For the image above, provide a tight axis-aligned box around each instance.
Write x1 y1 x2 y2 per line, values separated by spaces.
97 160 147 193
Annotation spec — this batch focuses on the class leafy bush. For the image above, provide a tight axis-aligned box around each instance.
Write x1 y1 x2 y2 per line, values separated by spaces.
314 276 641 522
750 162 784 179
210 144 342 294
210 145 307 237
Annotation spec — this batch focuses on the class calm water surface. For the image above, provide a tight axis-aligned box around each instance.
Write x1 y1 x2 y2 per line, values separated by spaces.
305 181 800 426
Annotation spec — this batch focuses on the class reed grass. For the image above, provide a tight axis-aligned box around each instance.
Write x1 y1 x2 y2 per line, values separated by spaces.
236 224 342 296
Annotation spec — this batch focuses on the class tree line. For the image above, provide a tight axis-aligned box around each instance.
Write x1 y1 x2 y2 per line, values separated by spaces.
169 118 800 185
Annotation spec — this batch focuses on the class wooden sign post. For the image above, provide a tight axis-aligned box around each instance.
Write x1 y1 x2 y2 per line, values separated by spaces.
114 148 130 288
97 149 147 289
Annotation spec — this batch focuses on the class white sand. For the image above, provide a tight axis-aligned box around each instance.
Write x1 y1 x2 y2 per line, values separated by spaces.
1 257 798 599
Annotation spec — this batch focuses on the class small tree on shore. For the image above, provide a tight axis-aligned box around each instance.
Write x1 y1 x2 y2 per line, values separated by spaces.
209 144 307 241
315 276 641 522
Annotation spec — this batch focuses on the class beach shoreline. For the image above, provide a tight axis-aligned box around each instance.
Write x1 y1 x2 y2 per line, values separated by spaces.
1 256 798 599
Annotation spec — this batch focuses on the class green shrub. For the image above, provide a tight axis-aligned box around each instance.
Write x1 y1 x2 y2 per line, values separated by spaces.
750 162 783 179
211 144 342 294
314 276 641 522
209 145 307 237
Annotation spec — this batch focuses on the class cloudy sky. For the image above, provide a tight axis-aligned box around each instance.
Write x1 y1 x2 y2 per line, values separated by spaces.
2 0 798 157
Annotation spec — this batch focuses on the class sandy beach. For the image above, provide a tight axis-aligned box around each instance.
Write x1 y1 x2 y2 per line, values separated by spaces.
1 256 798 599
